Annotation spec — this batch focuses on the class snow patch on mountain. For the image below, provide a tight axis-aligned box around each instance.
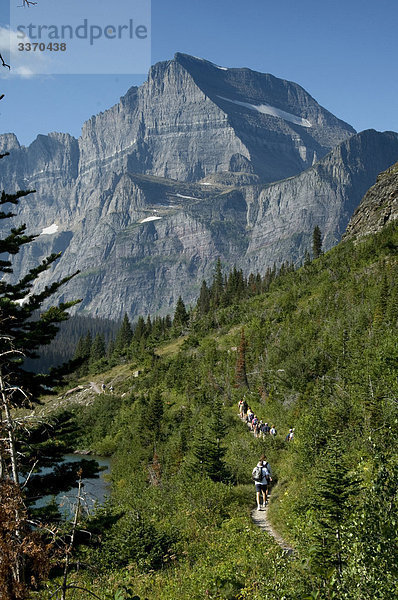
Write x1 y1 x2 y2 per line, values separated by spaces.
41 223 59 235
140 216 163 223
175 193 199 200
216 96 312 128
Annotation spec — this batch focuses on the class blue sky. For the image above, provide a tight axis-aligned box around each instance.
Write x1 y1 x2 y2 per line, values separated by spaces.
0 0 397 146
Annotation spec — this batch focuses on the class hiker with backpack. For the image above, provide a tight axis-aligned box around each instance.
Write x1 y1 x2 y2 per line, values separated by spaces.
261 455 272 503
242 399 248 418
286 428 294 441
252 459 271 510
262 422 270 435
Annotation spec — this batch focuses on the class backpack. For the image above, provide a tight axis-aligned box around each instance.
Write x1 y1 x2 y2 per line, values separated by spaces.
252 465 263 482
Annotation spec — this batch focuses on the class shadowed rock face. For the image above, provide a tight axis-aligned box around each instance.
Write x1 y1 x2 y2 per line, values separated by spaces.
343 161 398 240
244 130 398 272
0 54 397 321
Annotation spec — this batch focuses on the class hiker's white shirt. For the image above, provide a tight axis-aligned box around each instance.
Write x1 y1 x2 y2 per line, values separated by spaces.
252 462 269 485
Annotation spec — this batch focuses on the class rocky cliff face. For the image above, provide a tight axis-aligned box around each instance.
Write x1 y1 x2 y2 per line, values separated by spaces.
1 53 355 189
0 54 397 321
77 53 356 184
244 130 398 271
343 162 398 240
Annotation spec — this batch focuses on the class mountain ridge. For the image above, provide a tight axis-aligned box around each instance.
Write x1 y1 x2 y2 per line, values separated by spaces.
1 53 355 184
1 54 398 321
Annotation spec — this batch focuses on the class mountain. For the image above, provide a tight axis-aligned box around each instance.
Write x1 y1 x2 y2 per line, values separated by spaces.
1 54 398 321
343 161 398 240
0 53 355 188
244 129 398 272
70 51 356 184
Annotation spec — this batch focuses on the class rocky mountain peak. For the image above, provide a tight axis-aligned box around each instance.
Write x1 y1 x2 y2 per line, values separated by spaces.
1 55 397 322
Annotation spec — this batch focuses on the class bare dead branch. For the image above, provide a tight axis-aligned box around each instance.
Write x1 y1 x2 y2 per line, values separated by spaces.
20 459 38 490
0 350 26 359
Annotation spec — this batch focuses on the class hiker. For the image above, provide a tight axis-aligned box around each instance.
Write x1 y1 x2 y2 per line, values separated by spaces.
252 415 258 433
238 399 244 417
270 425 277 436
252 459 270 510
261 455 272 503
286 428 294 441
242 399 248 418
263 422 270 435
101 383 106 393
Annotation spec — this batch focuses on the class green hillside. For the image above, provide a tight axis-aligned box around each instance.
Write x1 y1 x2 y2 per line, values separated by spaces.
48 220 398 600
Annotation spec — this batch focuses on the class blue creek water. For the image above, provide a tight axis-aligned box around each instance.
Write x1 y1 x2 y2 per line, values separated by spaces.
33 454 112 519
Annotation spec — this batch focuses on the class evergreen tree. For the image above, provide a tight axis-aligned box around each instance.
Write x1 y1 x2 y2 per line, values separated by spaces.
173 296 189 329
114 313 133 354
347 454 398 599
205 400 228 482
146 315 152 338
190 411 228 483
312 225 323 259
247 273 257 296
73 335 87 361
0 185 80 482
191 424 208 478
133 315 146 343
309 434 358 586
82 331 92 359
73 332 91 374
197 280 210 316
151 316 163 341
90 333 106 363
211 258 224 307
147 388 164 441
107 338 115 357
0 152 80 594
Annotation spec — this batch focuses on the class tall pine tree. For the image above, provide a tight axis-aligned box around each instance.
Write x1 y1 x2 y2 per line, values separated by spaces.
0 150 80 596
211 258 224 307
114 313 133 354
173 296 189 329
312 225 323 259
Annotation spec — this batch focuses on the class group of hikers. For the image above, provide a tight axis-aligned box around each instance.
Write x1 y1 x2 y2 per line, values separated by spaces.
238 398 277 437
238 398 295 441
237 397 295 510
